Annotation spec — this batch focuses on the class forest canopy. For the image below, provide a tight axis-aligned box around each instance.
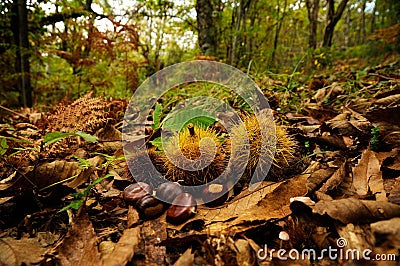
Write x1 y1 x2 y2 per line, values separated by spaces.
0 0 399 107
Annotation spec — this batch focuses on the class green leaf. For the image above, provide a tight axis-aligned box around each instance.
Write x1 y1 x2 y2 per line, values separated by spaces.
151 103 162 130
0 138 8 149
75 131 98 143
58 199 84 213
44 131 98 145
0 138 8 156
187 116 216 129
163 108 216 131
150 137 163 151
43 132 76 145
58 174 113 213
69 199 84 210
73 155 93 170
92 173 114 186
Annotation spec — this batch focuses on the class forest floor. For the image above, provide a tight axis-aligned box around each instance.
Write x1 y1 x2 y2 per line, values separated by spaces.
0 57 400 265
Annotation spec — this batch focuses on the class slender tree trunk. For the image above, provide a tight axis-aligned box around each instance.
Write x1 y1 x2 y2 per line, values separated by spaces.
246 1 258 64
305 0 320 50
361 0 366 43
344 5 350 48
12 0 32 107
370 2 376 33
322 0 349 47
196 0 217 56
230 2 241 65
270 0 287 67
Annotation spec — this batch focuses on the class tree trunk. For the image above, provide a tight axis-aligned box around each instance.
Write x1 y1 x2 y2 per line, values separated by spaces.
361 0 366 43
12 0 32 107
270 0 287 67
230 2 241 65
196 0 217 57
305 0 320 50
344 4 350 48
370 2 376 33
322 0 349 47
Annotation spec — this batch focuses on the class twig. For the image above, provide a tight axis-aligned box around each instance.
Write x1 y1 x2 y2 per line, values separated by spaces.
367 73 398 80
0 105 28 119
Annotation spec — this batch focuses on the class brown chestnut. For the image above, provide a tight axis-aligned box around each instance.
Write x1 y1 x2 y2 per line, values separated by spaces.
123 182 152 204
167 193 197 224
155 182 183 203
202 183 228 207
136 194 165 219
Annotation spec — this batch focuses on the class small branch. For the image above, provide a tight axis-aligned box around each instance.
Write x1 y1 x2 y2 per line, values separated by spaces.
368 73 398 80
0 105 28 119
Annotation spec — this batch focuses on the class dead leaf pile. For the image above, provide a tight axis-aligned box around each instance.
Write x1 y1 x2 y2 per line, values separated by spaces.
0 63 399 265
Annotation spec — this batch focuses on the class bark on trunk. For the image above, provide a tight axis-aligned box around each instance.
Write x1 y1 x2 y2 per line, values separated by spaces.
322 0 349 47
305 0 320 50
196 0 217 56
12 0 32 107
270 0 287 67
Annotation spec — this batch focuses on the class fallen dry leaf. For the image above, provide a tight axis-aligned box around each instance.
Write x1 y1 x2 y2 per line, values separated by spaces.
318 161 347 195
56 207 102 266
172 248 194 266
233 238 256 266
0 237 47 265
312 198 400 224
101 227 140 266
141 215 167 265
352 149 384 199
173 163 317 235
306 167 336 194
336 223 375 251
370 217 400 249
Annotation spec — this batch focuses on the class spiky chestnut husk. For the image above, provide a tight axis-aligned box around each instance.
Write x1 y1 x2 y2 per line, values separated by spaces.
229 113 297 183
162 125 229 186
124 147 166 187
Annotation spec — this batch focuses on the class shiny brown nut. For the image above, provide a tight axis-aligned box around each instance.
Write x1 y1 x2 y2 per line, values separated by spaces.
155 182 183 203
136 194 165 219
123 182 152 204
167 193 197 224
202 183 228 207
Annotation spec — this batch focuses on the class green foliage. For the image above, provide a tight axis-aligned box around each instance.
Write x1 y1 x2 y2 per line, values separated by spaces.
0 138 8 156
150 137 163 151
151 103 163 130
1 0 399 107
93 152 125 168
73 155 93 170
370 126 381 151
58 173 114 213
43 131 98 145
163 111 216 132
0 136 34 157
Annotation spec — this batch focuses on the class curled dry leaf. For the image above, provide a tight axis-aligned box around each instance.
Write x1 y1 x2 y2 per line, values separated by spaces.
172 248 194 266
233 239 256 266
56 207 102 266
352 149 387 201
386 178 400 204
370 217 400 249
312 198 400 224
0 237 47 266
336 223 375 251
101 228 140 266
318 161 347 195
306 168 336 194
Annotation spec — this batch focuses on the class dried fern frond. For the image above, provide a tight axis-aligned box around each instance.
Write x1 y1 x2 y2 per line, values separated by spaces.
38 92 113 157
